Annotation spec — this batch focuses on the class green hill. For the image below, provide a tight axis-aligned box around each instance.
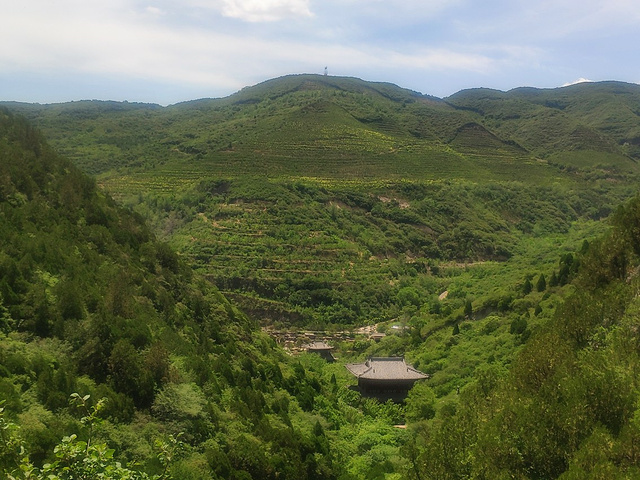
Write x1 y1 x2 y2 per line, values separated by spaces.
408 193 640 479
11 75 638 186
447 81 640 165
3 75 640 479
4 75 639 328
0 108 351 479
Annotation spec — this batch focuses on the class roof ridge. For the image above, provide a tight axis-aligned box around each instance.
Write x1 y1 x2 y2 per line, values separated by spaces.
346 357 428 380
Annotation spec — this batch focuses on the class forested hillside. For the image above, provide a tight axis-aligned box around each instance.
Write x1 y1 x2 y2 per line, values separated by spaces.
447 81 640 161
3 75 640 479
4 75 639 329
407 194 640 479
0 108 395 479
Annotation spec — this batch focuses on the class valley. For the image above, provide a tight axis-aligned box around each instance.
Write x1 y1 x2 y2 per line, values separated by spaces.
7 75 637 330
2 75 640 479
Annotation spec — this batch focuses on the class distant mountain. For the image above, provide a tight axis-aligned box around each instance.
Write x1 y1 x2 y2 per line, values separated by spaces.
447 80 640 162
4 75 639 183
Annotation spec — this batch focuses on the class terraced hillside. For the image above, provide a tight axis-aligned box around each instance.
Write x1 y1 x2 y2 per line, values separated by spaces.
0 75 592 187
3 75 640 328
447 81 640 163
125 176 626 328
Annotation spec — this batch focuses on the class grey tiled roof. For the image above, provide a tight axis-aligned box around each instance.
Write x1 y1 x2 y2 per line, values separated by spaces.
345 357 428 380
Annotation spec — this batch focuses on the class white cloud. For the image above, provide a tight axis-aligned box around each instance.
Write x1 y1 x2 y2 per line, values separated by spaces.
180 0 313 21
483 0 640 40
145 6 165 16
1 0 639 103
214 0 313 21
321 0 463 20
0 0 496 89
386 48 493 72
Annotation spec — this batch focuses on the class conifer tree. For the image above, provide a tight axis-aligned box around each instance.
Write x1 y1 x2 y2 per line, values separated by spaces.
464 299 473 318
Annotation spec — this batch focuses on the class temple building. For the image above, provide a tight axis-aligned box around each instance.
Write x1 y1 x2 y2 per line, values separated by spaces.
345 357 428 401
304 341 335 362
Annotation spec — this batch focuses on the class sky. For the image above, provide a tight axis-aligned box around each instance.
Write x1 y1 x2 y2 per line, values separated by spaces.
1 0 639 105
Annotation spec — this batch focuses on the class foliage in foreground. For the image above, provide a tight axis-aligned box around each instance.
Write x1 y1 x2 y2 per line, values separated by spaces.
0 108 344 479
406 194 640 479
1 396 182 480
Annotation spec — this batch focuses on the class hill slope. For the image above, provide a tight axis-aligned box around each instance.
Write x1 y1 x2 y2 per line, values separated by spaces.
447 81 640 165
408 193 640 479
0 108 348 479
4 75 639 328
8 75 640 187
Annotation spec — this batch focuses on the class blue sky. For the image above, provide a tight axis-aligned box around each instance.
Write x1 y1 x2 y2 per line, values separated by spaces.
1 0 639 105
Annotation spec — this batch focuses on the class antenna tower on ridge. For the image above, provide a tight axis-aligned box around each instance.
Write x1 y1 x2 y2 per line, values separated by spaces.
324 66 328 76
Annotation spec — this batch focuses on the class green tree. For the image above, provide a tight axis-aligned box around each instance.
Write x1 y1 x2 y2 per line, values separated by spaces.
397 287 421 308
536 273 546 292
464 299 473 318
0 396 183 480
510 315 528 335
405 383 436 422
108 340 154 408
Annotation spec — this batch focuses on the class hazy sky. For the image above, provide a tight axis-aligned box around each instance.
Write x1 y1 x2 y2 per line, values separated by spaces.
1 0 639 105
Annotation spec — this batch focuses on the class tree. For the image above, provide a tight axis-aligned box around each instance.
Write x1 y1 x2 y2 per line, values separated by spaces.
397 287 422 308
108 340 154 408
0 396 183 480
405 383 436 422
464 299 473 318
57 278 85 321
510 315 528 335
536 273 546 292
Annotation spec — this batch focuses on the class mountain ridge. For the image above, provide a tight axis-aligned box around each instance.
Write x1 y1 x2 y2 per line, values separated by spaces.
5 74 639 185
5 74 638 107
